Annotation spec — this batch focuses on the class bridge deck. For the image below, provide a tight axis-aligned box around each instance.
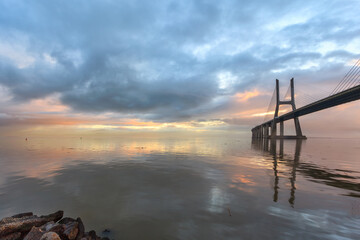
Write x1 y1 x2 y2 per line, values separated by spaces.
253 85 360 130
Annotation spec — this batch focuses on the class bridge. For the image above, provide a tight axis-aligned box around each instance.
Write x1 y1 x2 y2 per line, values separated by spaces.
252 59 360 139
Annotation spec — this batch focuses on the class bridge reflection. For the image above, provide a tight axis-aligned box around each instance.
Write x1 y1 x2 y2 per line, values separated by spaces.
252 139 360 207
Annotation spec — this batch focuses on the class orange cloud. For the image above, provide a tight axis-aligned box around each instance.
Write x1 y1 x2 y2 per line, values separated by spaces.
234 89 261 102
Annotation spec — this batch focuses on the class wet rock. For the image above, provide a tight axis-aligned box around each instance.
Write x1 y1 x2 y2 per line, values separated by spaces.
63 222 78 240
11 214 33 219
0 232 21 240
0 211 106 240
57 218 75 225
86 231 101 240
75 218 84 240
23 227 44 240
39 212 63 224
39 222 55 232
40 232 60 240
0 216 33 226
47 224 64 237
88 231 96 240
0 211 63 237
100 229 110 240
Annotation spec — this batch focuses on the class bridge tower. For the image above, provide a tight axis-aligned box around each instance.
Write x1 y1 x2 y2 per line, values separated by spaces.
270 78 306 139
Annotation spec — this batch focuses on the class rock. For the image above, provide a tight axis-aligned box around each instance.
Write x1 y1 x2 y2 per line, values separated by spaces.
47 224 64 236
88 231 96 240
58 218 76 225
63 222 78 240
87 231 100 240
79 235 91 240
0 211 63 237
75 218 84 240
40 222 55 232
77 231 100 240
40 232 60 240
0 218 13 226
0 211 107 240
0 216 32 226
11 213 33 219
38 212 63 224
0 232 21 240
23 226 44 240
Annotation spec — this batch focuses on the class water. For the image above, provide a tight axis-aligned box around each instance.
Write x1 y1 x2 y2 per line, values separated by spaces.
0 135 360 239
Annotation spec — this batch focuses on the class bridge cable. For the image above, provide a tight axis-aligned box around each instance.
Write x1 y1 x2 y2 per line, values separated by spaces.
330 59 359 95
295 96 312 107
283 85 291 101
298 82 331 97
336 63 360 93
264 87 276 123
337 63 360 92
330 59 360 95
296 89 320 102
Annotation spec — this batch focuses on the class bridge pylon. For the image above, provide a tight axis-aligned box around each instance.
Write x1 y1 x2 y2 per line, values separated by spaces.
271 78 306 139
252 78 307 139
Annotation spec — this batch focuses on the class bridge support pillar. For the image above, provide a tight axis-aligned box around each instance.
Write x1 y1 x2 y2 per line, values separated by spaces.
259 128 262 138
254 78 306 139
265 125 269 139
293 117 303 137
271 121 277 138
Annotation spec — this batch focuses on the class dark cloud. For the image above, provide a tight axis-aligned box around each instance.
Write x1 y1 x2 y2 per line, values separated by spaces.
0 0 359 122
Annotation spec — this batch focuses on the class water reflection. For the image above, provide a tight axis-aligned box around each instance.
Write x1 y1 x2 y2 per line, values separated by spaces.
1 136 360 239
252 138 360 207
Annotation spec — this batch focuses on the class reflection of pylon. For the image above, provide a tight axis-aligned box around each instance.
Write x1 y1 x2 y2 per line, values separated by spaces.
270 78 306 139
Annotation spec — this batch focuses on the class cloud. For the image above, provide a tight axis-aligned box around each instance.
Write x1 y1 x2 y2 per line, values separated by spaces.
0 0 359 124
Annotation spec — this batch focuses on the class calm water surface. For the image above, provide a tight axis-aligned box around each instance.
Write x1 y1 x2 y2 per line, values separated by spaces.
0 136 360 239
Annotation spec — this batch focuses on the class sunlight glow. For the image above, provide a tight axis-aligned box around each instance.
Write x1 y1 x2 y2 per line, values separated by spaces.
252 110 287 117
235 90 261 102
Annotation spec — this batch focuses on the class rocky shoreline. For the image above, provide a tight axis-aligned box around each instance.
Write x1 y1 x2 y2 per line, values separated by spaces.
0 211 109 240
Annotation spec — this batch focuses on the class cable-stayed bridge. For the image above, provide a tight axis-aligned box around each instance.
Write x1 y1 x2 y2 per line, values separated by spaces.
252 59 360 139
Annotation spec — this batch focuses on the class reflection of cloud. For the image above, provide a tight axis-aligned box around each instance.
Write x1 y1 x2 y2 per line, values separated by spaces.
267 206 360 238
231 174 255 185
208 187 228 213
1 136 360 238
0 137 230 182
0 160 223 239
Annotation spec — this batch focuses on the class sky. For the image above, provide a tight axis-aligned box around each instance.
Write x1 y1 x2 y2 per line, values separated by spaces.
0 0 360 137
